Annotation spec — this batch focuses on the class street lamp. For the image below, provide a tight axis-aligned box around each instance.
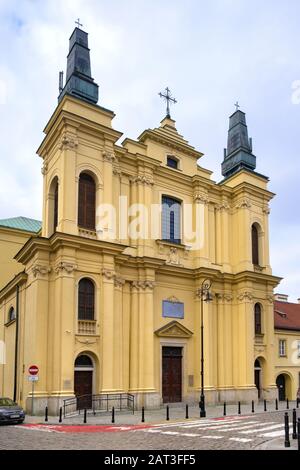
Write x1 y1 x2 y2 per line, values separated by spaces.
199 278 213 418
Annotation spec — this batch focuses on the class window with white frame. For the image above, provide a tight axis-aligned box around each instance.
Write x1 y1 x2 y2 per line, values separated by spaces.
161 196 181 244
279 339 286 357
297 340 300 358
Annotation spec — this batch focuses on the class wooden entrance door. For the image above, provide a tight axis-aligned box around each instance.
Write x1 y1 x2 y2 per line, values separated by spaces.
276 375 286 401
162 347 182 403
74 370 93 409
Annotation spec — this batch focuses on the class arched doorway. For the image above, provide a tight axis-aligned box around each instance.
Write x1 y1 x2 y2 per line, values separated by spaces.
276 373 293 401
254 359 262 399
74 355 94 409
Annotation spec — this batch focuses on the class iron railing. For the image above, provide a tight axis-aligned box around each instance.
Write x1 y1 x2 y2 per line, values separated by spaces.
63 393 135 418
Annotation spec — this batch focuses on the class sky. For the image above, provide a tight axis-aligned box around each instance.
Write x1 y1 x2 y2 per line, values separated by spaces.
0 0 299 300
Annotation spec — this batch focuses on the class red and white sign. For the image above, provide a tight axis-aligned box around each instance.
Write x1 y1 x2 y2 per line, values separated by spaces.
28 365 39 376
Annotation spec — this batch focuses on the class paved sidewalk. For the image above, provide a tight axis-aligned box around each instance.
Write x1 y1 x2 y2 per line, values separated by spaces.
256 437 298 450
24 401 299 426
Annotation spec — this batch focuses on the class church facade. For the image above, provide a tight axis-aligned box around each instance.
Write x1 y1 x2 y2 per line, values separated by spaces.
0 27 282 414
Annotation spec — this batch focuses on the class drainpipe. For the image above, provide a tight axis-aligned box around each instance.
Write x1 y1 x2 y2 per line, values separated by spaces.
13 284 19 402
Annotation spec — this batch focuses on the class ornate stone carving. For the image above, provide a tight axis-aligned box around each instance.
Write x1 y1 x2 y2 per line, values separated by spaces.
166 295 180 303
32 264 51 277
215 292 233 302
102 150 116 163
59 132 78 150
166 246 180 265
266 294 274 304
75 338 98 345
131 175 154 186
102 268 115 280
235 198 252 209
41 162 48 175
216 201 230 211
262 205 271 215
113 167 122 177
155 320 193 338
55 262 77 274
194 193 210 205
237 291 253 302
131 280 156 290
114 276 125 288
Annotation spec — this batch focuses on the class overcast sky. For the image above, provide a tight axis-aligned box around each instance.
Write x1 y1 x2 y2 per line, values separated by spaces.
0 0 299 300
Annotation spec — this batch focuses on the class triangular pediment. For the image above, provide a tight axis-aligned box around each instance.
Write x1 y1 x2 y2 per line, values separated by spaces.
155 321 193 338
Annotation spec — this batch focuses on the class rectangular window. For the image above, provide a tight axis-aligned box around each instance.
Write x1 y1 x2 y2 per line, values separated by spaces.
279 339 286 357
167 156 178 169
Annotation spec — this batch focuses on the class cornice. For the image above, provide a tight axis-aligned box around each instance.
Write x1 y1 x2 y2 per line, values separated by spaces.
0 272 28 299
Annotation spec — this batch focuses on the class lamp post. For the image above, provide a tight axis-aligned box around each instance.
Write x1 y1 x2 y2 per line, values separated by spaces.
199 278 213 418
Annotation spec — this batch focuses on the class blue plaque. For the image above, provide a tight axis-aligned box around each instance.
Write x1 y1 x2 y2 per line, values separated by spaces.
162 300 184 319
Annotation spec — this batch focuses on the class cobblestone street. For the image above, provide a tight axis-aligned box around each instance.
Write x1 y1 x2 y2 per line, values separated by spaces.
0 409 298 450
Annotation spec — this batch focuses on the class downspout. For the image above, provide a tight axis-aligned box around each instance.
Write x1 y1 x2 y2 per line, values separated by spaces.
13 284 19 402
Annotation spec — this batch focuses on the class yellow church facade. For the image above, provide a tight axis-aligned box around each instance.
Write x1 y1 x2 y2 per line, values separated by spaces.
0 27 282 414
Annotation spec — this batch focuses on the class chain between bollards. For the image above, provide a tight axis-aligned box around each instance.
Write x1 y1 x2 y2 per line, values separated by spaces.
59 407 62 423
112 406 115 424
166 405 169 421
44 406 48 422
284 412 290 448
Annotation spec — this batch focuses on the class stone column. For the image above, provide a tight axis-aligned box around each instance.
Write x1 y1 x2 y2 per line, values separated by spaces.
129 282 139 392
114 276 125 391
101 268 115 392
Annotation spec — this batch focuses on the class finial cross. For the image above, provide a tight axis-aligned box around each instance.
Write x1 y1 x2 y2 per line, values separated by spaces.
75 18 83 29
159 87 177 118
234 101 240 111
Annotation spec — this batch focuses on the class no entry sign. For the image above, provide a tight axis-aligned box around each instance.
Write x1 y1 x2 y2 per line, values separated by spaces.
28 365 39 376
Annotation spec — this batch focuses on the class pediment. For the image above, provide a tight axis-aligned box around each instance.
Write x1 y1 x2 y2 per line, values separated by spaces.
155 321 193 338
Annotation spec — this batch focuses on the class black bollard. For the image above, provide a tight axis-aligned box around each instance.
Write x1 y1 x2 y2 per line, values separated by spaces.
166 405 169 421
286 398 289 409
185 404 189 420
275 398 278 410
297 398 299 409
251 401 255 413
141 407 145 423
84 409 87 424
223 402 226 416
284 412 290 448
292 409 297 439
112 406 115 424
264 400 267 412
59 407 62 423
45 406 48 422
298 418 300 451
238 401 241 415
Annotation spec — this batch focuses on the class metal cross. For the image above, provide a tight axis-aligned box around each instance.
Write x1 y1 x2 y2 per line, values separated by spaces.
75 18 83 29
159 87 177 118
234 101 240 111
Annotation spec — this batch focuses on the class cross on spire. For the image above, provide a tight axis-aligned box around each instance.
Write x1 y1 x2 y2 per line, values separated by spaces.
75 18 83 29
234 101 240 111
159 87 177 118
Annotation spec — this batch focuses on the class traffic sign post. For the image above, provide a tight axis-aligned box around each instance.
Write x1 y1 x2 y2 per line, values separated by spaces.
28 365 39 415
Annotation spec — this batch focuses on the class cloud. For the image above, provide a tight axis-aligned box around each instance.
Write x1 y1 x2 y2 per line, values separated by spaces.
0 0 299 299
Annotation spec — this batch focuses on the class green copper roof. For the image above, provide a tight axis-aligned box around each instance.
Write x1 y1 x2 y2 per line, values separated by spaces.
0 216 41 233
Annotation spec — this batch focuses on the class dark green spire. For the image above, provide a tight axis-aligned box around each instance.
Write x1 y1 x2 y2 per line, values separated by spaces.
58 27 99 104
221 109 256 178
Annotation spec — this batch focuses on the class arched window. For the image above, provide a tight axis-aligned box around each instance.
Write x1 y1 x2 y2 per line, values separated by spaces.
75 355 93 368
162 196 181 244
254 303 262 335
252 224 259 265
53 179 58 231
78 278 95 320
78 173 96 230
8 307 16 322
